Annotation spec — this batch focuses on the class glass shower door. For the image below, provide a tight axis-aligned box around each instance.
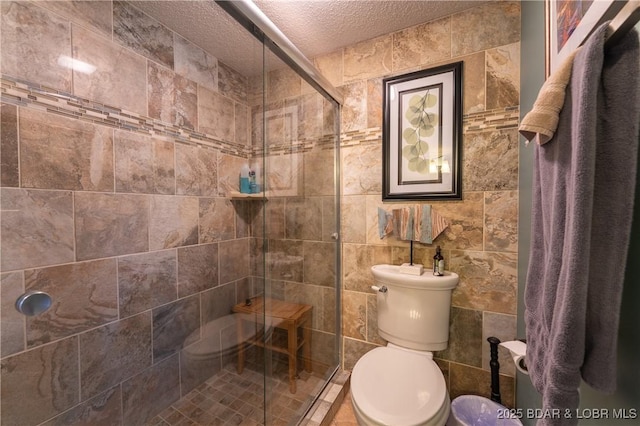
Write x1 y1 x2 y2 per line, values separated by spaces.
256 48 342 424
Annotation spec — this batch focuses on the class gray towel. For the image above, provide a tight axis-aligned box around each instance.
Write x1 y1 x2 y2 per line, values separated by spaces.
525 24 640 426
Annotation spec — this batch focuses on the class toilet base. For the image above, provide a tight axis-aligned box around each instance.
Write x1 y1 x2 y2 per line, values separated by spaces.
351 391 450 426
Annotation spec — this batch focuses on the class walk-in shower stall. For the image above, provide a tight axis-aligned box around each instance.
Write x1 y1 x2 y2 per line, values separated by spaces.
0 1 341 424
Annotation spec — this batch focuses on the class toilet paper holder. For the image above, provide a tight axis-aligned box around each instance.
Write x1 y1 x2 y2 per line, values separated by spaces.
487 337 528 405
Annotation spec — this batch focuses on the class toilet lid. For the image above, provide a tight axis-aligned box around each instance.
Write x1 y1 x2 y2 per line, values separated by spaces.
351 346 447 425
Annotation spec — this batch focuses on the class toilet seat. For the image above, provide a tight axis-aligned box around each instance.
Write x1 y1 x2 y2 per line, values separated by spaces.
351 344 449 426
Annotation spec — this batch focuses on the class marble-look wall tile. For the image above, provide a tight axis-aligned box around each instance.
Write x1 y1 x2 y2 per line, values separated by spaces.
199 197 235 242
362 196 400 246
303 241 336 287
392 17 451 72
20 108 114 192
1 337 79 426
267 67 301 102
113 1 173 69
285 197 322 240
486 42 521 110
175 143 218 196
464 129 519 191
321 286 337 333
268 239 303 282
482 312 517 377
430 194 484 250
153 295 200 362
122 355 181 425
251 101 279 147
79 312 152 400
37 1 112 38
148 62 198 129
340 81 368 132
342 143 382 195
219 61 248 104
341 196 367 244
1 103 19 187
73 25 147 115
174 34 218 91
450 250 518 314
366 293 386 345
0 1 72 91
291 93 323 141
449 363 515 408
462 52 486 114
217 153 245 196
114 130 175 195
451 1 521 57
235 199 253 239
263 198 286 240
366 78 383 129
1 188 74 271
485 191 518 253
177 243 218 298
266 153 303 197
342 243 392 293
118 250 177 318
436 307 482 367
201 282 236 323
324 97 340 136
343 337 377 371
41 386 122 426
344 35 392 83
1 272 25 357
284 281 323 331
342 290 366 340
219 239 250 284
75 192 149 261
304 148 335 197
314 50 344 88
24 259 118 348
235 103 250 146
198 85 235 142
149 195 199 250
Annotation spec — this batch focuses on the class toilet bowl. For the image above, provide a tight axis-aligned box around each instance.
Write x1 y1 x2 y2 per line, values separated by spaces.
350 265 459 426
351 344 450 426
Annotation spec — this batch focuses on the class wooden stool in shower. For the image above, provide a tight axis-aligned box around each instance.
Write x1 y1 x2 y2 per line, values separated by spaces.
232 297 312 393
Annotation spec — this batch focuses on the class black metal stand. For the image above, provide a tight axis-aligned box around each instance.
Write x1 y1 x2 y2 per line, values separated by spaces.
487 336 501 404
409 240 414 265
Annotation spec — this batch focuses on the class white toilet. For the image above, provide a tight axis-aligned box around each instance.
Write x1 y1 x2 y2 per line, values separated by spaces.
350 264 459 426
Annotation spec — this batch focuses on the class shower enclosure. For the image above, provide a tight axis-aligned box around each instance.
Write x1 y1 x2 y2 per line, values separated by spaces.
0 1 341 424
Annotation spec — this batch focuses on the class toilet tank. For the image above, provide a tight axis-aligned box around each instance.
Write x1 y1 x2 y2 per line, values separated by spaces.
371 264 459 351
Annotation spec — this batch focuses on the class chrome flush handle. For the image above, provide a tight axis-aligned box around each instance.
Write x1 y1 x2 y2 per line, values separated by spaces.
371 285 387 293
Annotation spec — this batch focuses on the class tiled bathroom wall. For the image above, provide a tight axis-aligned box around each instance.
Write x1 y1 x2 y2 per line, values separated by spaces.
317 1 522 406
0 1 258 424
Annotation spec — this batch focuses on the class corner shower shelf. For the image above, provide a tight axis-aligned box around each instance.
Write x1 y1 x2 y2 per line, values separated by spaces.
229 191 268 201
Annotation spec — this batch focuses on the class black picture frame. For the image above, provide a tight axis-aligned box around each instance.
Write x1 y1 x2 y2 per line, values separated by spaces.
382 62 463 201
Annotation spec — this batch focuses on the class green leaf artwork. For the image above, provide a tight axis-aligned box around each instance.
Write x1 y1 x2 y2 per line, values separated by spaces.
402 91 438 175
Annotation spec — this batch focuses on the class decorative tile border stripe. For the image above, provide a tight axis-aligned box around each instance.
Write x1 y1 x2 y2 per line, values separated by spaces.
1 75 253 158
463 107 520 133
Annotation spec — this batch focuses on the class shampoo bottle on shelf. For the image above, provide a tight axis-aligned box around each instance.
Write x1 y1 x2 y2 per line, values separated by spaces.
240 164 250 193
433 246 444 276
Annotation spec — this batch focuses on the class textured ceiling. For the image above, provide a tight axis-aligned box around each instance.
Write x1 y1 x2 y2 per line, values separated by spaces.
131 0 488 77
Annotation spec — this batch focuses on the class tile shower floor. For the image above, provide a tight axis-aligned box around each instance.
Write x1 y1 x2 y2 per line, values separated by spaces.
148 358 325 426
